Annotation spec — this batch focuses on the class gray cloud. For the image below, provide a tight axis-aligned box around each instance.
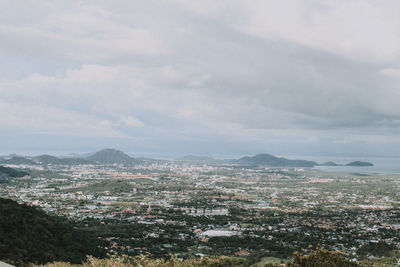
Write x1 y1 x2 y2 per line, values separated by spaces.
1 0 400 156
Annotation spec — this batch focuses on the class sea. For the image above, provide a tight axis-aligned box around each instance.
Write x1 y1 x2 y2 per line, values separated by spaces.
296 156 400 174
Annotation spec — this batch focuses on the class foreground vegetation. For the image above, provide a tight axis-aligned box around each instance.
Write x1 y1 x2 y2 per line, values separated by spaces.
33 248 359 267
286 246 359 267
34 255 243 267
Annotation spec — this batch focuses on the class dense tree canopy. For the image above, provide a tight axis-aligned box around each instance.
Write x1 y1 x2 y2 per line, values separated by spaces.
0 198 104 266
0 166 28 183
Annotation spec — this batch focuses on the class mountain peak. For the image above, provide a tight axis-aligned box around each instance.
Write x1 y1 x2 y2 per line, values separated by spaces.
237 153 317 167
86 148 136 165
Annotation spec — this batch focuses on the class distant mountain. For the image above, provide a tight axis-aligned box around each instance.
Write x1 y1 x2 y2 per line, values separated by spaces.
346 161 374 167
0 153 21 160
59 157 93 165
64 152 95 158
34 155 92 165
176 155 215 162
85 148 137 165
34 155 67 164
237 153 318 167
1 150 137 166
319 161 340 166
0 156 37 165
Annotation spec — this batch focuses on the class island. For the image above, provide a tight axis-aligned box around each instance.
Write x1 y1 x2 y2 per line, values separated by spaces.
346 161 374 167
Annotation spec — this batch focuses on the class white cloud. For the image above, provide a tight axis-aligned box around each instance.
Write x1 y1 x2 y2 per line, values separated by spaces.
120 115 144 127
334 134 400 144
380 68 400 77
189 73 213 87
235 0 400 63
1 1 400 155
0 100 121 137
0 2 166 63
160 65 181 81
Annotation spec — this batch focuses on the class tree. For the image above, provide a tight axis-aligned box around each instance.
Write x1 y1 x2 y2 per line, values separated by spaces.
286 246 358 267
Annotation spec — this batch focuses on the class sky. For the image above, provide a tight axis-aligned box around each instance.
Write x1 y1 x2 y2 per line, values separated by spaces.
1 0 400 158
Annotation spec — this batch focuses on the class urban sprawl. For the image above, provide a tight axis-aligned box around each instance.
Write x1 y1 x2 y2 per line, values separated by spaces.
1 159 400 266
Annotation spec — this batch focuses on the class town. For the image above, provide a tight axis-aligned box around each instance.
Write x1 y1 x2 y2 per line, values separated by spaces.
1 153 400 266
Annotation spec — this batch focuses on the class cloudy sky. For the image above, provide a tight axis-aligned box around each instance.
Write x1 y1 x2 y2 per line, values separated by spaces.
1 0 400 158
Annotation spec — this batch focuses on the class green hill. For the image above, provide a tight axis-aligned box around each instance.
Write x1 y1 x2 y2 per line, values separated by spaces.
237 153 317 167
86 148 137 165
0 166 27 178
0 156 37 165
0 198 104 266
0 166 28 183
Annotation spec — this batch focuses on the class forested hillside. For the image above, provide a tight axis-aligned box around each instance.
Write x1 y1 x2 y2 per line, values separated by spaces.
0 198 104 266
0 166 28 183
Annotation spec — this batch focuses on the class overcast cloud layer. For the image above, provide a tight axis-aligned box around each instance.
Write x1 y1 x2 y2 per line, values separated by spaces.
1 0 400 157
